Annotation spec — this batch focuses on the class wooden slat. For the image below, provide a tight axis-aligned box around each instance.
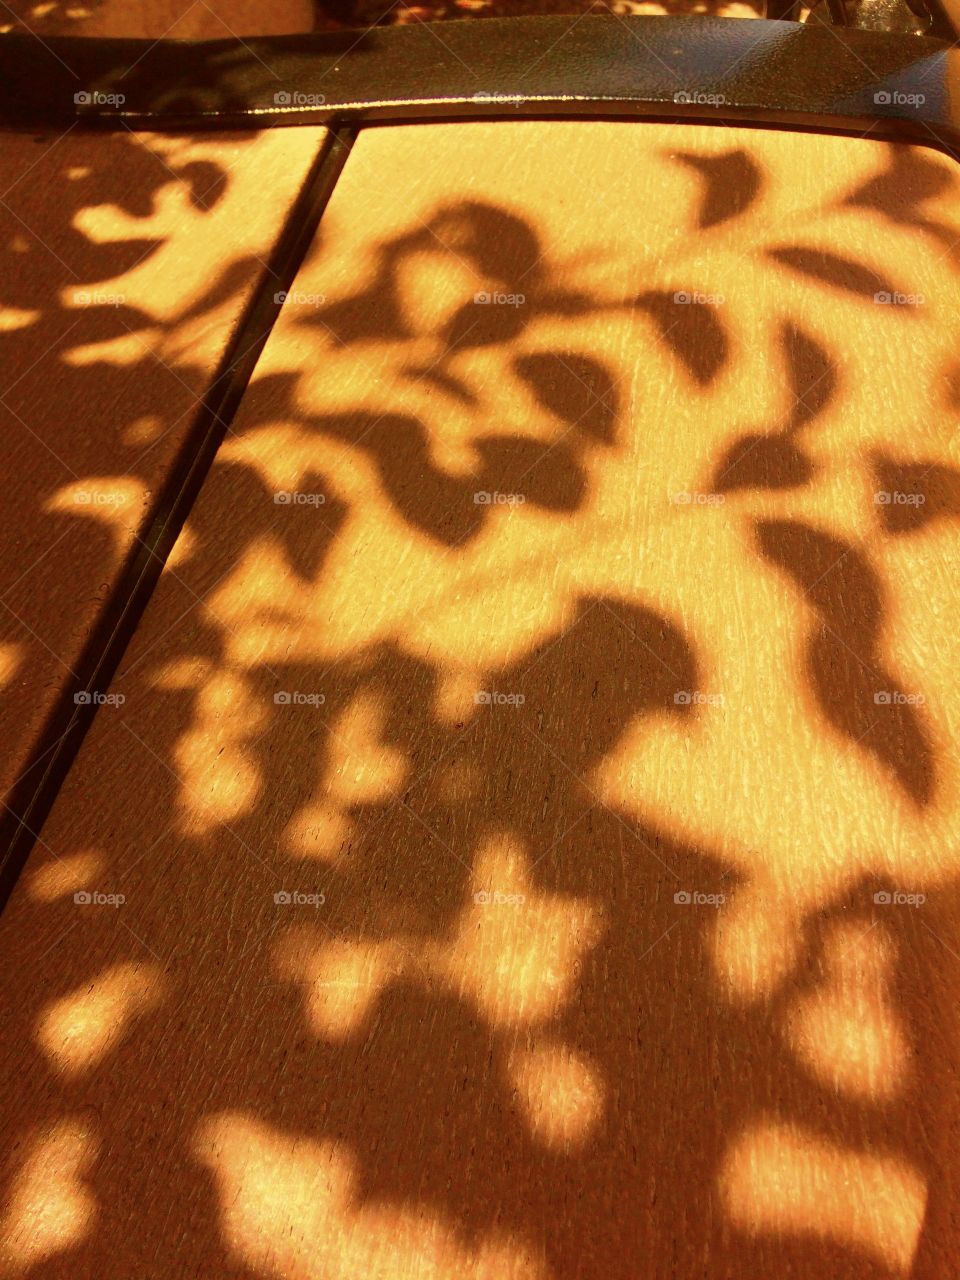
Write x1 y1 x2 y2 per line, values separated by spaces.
0 124 327 831
2 120 960 1279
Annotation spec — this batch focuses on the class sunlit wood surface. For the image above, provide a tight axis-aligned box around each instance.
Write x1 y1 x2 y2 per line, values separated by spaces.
0 125 327 818
2 120 960 1279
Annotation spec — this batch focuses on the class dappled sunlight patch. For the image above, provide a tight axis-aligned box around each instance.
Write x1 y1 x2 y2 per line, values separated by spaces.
275 836 601 1044
274 933 401 1042
507 1040 604 1151
120 413 164 446
27 851 105 904
194 1112 547 1280
45 476 146 535
431 834 602 1029
719 1118 926 1274
393 249 486 340
0 307 39 332
161 522 198 572
206 540 311 664
218 423 338 498
149 654 214 692
709 887 804 1005
281 691 411 859
784 921 910 1101
325 691 410 808
173 668 265 834
0 1117 98 1275
282 802 353 863
434 665 487 727
0 642 22 688
36 961 166 1077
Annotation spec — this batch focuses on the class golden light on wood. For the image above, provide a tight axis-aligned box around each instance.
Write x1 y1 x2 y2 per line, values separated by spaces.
195 1112 547 1280
720 1120 927 1273
2 118 960 1276
36 961 166 1076
0 1119 98 1275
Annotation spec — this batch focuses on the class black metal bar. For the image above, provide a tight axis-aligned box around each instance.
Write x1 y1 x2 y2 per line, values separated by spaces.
0 17 956 156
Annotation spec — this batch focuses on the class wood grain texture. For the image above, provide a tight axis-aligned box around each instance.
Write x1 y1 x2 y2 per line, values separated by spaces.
0 1 314 38
0 125 327 823
2 121 960 1279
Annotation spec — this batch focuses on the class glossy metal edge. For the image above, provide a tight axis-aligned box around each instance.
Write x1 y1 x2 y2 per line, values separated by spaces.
0 17 957 157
